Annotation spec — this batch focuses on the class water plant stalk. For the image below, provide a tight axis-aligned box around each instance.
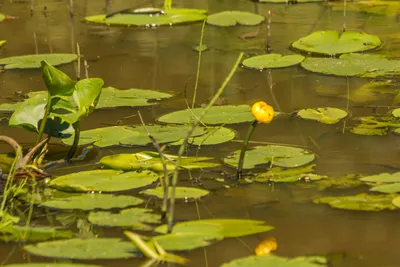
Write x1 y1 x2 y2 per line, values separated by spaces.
236 120 258 179
35 93 52 145
65 121 80 160
167 52 244 233
266 10 272 53
192 20 206 109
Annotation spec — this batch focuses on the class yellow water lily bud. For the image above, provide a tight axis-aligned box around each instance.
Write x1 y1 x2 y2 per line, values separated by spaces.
251 101 274 124
255 237 278 256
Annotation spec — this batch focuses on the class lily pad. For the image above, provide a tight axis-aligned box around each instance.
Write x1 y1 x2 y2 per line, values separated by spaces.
206 11 264 27
224 145 316 169
49 169 159 192
40 194 143 210
297 107 348 124
99 151 220 172
0 54 78 69
257 0 324 2
242 54 305 70
158 105 256 125
392 195 400 208
141 186 210 199
301 53 400 78
88 208 160 229
221 254 328 267
253 164 327 183
360 172 400 183
3 264 104 267
85 8 207 27
313 193 397 211
24 238 138 259
291 30 381 56
170 126 236 146
0 40 5 47
62 125 206 147
0 13 5 22
154 219 274 251
370 183 400 193
350 115 400 136
0 225 74 242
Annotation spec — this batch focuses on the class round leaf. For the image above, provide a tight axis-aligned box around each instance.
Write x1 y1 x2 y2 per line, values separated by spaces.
392 196 400 208
224 145 316 169
221 255 328 267
207 11 264 27
242 54 305 70
88 208 160 230
40 194 144 210
360 172 400 183
291 30 381 55
370 183 400 194
141 186 210 199
24 238 138 259
171 127 236 146
49 169 159 192
0 54 77 69
297 107 348 124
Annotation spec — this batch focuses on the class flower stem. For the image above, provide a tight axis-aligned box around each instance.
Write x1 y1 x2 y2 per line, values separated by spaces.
236 120 258 180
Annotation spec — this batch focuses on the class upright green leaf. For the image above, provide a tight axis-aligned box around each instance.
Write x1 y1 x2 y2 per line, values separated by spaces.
41 60 75 96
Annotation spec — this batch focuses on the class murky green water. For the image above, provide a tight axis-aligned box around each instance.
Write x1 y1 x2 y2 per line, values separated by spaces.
1 0 400 266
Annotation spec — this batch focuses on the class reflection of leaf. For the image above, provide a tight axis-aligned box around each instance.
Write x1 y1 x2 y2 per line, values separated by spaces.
49 169 159 192
292 30 381 55
313 193 397 211
141 186 210 199
297 107 347 124
88 208 160 229
24 238 139 259
224 145 316 169
221 254 328 267
207 11 264 27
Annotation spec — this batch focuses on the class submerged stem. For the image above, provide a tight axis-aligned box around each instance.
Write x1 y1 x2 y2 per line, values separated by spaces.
65 122 80 161
236 120 258 180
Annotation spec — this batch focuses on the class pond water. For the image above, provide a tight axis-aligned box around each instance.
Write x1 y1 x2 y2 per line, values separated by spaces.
1 0 400 266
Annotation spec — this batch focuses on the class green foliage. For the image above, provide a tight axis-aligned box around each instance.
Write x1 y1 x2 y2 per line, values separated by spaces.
297 107 348 124
0 225 74 242
206 11 264 27
0 54 77 69
242 54 305 70
141 186 210 199
221 254 328 267
253 164 326 183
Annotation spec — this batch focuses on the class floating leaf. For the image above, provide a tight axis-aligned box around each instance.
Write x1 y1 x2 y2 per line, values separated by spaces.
224 145 316 169
0 225 74 242
253 164 326 183
301 53 400 78
193 44 208 52
0 54 77 69
49 169 159 192
170 127 236 146
0 40 5 47
24 238 138 259
99 151 220 172
360 172 400 183
257 0 324 2
154 219 274 251
392 108 400 118
328 1 400 17
313 193 397 211
292 30 381 56
62 125 206 147
221 254 328 267
206 11 264 27
392 195 400 208
40 194 143 210
242 54 305 70
3 264 104 267
313 174 362 190
0 13 5 22
88 208 160 230
350 115 400 136
350 125 387 136
141 186 210 199
370 183 400 193
158 105 256 125
297 107 348 124
85 8 207 27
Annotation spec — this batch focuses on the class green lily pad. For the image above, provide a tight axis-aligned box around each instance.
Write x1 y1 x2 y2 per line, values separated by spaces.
257 0 324 2
0 225 74 242
301 53 400 78
392 108 400 118
49 169 159 192
0 54 78 69
62 125 206 148
350 125 387 136
313 193 398 211
170 126 236 146
242 54 305 70
291 30 381 56
85 8 207 27
24 238 138 259
297 107 348 124
392 195 400 208
99 151 220 172
313 174 363 190
253 164 326 183
224 145 316 169
360 172 400 183
3 264 104 267
88 208 160 230
141 186 210 199
154 219 274 251
158 105 256 125
40 194 143 210
370 183 400 193
206 11 264 27
221 254 328 267
350 115 400 136
0 13 5 22
0 40 5 47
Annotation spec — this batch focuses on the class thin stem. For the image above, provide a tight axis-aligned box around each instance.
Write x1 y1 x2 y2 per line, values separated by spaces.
192 20 206 109
167 52 244 232
65 122 80 160
266 10 272 53
36 92 52 144
236 120 258 179
76 43 81 81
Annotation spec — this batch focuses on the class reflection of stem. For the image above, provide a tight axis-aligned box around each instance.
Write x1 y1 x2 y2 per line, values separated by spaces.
36 92 52 144
236 120 258 180
66 122 80 160
192 20 206 109
33 32 38 54
267 70 281 112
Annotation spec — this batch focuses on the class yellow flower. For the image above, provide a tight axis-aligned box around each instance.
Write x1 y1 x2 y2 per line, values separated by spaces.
255 237 278 256
251 101 274 124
